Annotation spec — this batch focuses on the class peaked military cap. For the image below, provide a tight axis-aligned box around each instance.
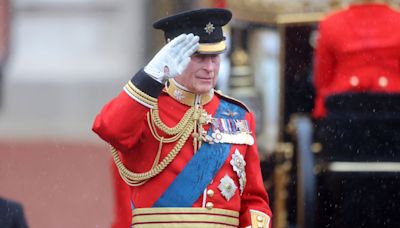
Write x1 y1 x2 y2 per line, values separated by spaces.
153 8 232 54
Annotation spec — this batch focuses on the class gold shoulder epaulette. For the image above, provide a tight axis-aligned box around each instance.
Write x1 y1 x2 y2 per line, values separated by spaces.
214 90 250 112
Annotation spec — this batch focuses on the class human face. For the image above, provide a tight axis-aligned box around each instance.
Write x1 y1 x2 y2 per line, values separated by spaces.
175 53 221 94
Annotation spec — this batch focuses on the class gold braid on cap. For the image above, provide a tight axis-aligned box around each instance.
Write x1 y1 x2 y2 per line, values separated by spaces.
111 104 206 186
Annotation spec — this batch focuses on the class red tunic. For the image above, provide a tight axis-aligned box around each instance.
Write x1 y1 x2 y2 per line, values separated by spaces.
92 74 272 227
313 3 400 118
110 160 131 228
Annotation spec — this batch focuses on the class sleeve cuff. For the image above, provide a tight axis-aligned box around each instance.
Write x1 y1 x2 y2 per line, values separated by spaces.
123 69 165 108
249 209 271 228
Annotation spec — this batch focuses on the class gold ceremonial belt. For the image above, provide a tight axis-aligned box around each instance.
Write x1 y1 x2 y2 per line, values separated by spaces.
132 207 239 227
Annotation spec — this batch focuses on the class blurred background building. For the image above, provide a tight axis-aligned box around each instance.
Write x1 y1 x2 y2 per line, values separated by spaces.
1 0 400 227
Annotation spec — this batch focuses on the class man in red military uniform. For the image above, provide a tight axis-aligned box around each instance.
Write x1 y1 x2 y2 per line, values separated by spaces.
312 0 400 118
93 8 272 228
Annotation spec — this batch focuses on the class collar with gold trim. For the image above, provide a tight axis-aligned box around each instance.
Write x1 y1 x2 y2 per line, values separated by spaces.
166 79 214 106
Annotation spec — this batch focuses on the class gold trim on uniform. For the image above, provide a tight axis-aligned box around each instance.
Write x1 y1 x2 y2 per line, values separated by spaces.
250 209 271 228
124 81 158 107
166 79 214 106
132 207 239 228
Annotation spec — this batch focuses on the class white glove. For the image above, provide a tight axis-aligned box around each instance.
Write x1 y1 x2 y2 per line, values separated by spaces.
144 33 200 83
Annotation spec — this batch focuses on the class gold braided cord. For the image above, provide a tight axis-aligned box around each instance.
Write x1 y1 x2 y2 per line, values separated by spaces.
111 102 208 186
110 118 194 186
124 82 157 106
193 118 198 152
124 85 156 107
127 81 158 103
147 112 185 143
151 104 196 135
112 137 164 186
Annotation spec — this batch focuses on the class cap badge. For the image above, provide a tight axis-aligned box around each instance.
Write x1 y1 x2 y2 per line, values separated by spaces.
204 22 215 34
218 175 237 201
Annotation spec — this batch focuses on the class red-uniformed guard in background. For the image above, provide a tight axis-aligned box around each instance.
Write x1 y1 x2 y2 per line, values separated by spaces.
93 8 272 228
312 0 400 118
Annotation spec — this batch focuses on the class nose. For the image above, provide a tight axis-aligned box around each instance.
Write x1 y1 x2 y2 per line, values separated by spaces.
203 56 215 72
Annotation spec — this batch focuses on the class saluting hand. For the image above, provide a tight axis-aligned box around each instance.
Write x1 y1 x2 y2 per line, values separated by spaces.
144 33 200 83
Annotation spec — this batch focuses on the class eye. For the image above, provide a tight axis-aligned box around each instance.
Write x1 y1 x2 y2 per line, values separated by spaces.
210 55 219 62
192 54 203 62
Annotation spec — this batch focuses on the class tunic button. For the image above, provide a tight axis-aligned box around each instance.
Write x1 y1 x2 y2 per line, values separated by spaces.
349 76 359 87
257 215 264 222
206 202 214 210
207 189 215 197
257 222 264 228
378 76 388 88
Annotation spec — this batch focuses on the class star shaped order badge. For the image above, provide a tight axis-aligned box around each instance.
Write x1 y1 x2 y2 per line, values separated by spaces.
204 22 215 34
218 175 237 201
230 149 247 195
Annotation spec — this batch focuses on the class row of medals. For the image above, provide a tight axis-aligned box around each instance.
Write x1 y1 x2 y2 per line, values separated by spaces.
196 109 254 146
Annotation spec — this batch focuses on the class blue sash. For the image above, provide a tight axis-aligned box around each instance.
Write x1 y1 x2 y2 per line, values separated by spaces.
153 99 246 207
